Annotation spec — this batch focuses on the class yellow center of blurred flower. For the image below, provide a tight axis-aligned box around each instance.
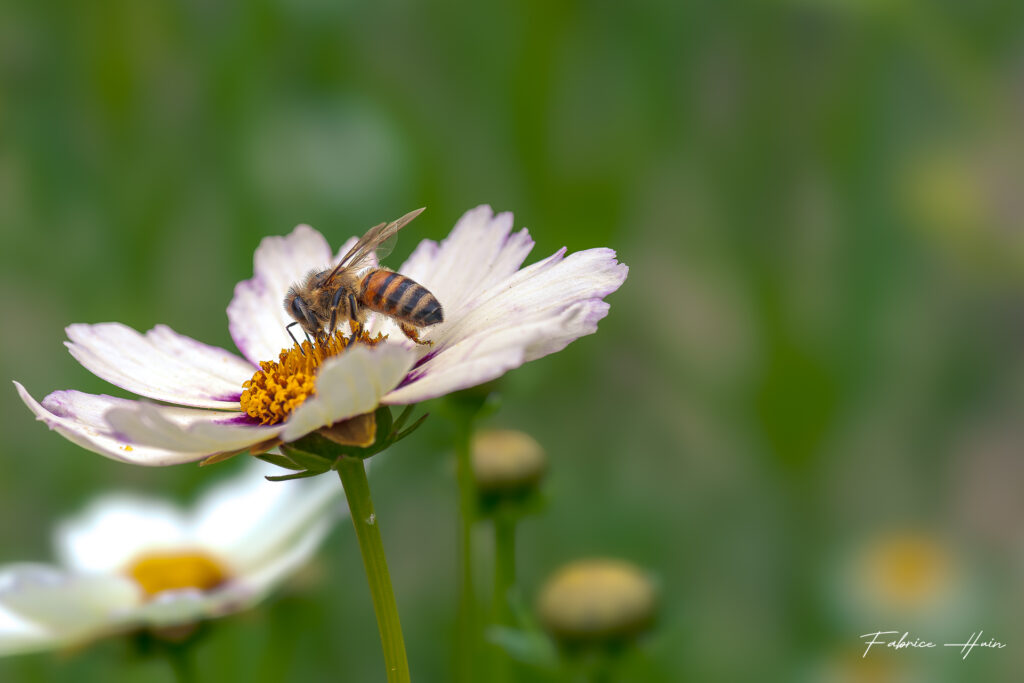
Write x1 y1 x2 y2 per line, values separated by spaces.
125 551 230 598
240 329 385 426
864 534 952 608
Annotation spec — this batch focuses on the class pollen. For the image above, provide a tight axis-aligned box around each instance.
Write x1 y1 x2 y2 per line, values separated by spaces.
239 329 386 426
125 550 230 598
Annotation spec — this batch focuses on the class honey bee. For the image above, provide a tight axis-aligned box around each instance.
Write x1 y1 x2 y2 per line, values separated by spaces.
284 207 444 348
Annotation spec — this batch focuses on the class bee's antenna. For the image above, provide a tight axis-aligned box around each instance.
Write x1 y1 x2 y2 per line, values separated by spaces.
285 322 306 356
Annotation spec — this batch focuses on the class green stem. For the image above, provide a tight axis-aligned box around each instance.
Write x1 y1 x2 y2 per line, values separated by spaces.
585 651 615 683
492 514 516 623
165 644 196 683
455 419 478 683
491 514 517 683
592 665 614 683
336 456 410 683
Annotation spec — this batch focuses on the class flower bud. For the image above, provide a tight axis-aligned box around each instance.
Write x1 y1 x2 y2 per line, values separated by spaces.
537 558 656 648
471 429 546 496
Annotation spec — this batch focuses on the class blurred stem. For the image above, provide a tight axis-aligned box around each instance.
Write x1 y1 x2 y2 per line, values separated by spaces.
336 456 410 683
455 416 478 683
588 652 615 683
592 666 613 683
493 515 516 621
491 514 517 683
165 645 196 683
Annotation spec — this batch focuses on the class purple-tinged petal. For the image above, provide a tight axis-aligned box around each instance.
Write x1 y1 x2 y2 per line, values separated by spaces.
227 224 335 365
384 247 628 404
397 205 535 322
14 383 264 466
105 402 281 455
387 347 528 404
65 323 253 410
280 344 415 442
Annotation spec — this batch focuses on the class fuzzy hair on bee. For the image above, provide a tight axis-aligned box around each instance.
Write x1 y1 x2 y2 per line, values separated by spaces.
283 208 444 348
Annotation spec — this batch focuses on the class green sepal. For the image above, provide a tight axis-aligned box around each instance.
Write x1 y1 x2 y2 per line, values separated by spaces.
376 404 394 440
278 445 334 473
389 404 414 434
264 469 324 482
267 405 427 478
394 412 428 441
253 453 305 471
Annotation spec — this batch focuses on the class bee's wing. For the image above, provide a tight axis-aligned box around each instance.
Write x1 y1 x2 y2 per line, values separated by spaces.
334 222 387 271
326 207 425 280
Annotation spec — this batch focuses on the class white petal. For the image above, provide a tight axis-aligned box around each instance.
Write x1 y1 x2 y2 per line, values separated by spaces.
397 205 534 322
0 564 140 637
0 605 55 656
104 400 282 455
227 225 339 365
55 496 190 574
125 588 231 627
15 383 234 466
65 323 255 410
385 247 628 403
191 462 342 573
280 344 415 442
236 515 334 597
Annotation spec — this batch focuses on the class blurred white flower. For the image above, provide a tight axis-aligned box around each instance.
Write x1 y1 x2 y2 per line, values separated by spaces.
0 462 340 656
15 205 627 466
828 531 970 632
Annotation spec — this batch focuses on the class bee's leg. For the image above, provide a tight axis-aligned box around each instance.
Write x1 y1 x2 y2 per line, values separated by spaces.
399 322 433 346
286 322 306 356
328 287 345 336
347 294 363 341
301 305 322 347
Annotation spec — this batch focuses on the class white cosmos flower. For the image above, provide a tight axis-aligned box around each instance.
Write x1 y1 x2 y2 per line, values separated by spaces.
15 205 628 466
0 462 340 655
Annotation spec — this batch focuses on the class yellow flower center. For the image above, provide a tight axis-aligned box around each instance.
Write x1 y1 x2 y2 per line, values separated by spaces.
125 551 230 598
239 329 386 426
863 534 952 607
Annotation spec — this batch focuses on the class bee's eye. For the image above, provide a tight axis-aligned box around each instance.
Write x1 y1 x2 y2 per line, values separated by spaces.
290 296 305 321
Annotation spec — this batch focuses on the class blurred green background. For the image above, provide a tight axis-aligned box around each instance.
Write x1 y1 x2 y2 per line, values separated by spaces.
3 0 1024 680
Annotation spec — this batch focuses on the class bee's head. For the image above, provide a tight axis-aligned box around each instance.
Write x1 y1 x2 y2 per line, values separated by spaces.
284 288 320 337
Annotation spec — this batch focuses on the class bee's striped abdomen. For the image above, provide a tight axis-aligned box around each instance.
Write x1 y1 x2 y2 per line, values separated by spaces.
359 270 444 327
